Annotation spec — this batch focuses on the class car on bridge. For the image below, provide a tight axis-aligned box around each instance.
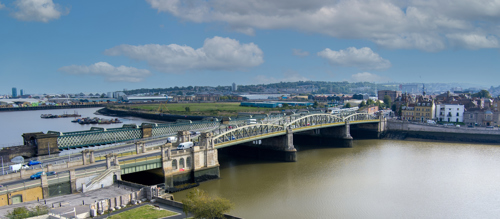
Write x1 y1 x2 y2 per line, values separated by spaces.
30 171 57 180
27 160 41 166
30 172 43 180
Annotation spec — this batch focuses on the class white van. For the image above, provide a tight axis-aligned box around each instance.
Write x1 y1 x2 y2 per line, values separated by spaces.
247 119 257 125
167 136 177 143
177 142 194 150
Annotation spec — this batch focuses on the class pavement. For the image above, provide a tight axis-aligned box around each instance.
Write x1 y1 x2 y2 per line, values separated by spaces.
0 184 140 218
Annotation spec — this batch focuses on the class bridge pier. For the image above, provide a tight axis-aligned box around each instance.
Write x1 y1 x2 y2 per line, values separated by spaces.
228 127 297 162
70 169 77 193
295 121 353 148
41 173 49 199
82 149 95 165
135 142 145 154
350 117 387 139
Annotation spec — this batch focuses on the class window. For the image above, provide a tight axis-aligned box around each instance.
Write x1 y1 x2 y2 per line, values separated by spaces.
172 160 177 170
469 114 473 119
179 158 185 168
186 157 192 168
456 113 459 116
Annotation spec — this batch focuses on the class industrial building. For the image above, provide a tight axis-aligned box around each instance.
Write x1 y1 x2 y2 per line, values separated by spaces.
240 101 313 108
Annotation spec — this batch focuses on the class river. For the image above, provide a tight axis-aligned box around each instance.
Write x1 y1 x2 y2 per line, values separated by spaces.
175 140 500 219
0 107 161 147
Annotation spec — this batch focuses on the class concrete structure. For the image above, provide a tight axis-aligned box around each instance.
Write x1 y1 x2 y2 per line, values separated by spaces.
232 82 237 91
436 104 464 123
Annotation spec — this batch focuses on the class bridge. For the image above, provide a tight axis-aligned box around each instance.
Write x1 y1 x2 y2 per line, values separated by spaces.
0 112 385 206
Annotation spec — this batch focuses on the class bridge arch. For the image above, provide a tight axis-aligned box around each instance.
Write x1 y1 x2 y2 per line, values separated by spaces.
343 113 377 122
212 124 285 145
285 113 344 128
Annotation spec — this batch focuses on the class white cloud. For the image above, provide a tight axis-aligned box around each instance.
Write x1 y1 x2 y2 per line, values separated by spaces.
146 0 500 51
350 72 388 83
0 2 5 10
254 71 309 84
446 33 499 50
292 49 309 57
318 47 391 70
12 0 68 22
104 36 264 73
58 62 151 82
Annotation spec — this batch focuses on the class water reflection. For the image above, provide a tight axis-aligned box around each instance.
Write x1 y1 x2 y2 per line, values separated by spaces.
175 140 500 219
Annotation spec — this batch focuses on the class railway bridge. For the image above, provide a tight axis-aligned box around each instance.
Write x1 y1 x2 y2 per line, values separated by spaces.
121 113 385 188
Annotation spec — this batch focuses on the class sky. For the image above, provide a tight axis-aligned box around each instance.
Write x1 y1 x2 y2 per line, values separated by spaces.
1 0 500 94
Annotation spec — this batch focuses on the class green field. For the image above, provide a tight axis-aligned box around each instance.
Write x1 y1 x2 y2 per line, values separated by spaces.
116 102 278 117
108 205 178 219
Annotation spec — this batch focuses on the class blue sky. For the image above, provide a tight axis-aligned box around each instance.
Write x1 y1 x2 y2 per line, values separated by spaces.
1 0 500 94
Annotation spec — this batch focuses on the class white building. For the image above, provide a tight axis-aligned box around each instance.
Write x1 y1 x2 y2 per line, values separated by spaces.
436 104 464 123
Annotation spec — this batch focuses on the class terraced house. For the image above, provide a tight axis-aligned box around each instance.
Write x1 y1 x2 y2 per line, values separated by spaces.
414 101 435 122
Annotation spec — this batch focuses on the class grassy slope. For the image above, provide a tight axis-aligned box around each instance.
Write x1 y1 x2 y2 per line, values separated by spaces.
108 205 178 219
117 102 276 117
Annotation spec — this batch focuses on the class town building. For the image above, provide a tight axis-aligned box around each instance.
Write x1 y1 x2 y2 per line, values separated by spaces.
436 104 464 123
414 101 435 122
232 83 238 91
463 109 498 127
401 104 415 121
378 90 401 102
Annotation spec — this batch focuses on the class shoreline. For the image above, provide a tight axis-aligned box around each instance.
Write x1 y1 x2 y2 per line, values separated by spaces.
97 107 208 122
0 104 107 112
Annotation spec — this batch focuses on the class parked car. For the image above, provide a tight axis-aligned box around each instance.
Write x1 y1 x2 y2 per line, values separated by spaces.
47 171 57 176
30 172 44 180
27 160 41 166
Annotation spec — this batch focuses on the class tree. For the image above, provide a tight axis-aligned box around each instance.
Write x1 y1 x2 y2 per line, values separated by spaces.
472 89 492 98
282 103 289 108
176 91 183 96
183 189 233 219
359 101 366 108
344 102 352 108
185 107 190 112
383 95 392 108
313 101 319 108
366 99 375 105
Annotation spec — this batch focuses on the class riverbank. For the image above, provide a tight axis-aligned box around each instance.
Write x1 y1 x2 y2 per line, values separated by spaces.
97 107 208 122
380 120 500 144
0 104 107 112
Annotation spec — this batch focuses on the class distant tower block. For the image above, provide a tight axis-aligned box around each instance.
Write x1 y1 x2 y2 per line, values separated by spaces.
232 82 237 91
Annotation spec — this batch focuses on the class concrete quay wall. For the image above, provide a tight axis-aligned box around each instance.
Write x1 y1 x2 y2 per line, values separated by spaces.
385 120 500 144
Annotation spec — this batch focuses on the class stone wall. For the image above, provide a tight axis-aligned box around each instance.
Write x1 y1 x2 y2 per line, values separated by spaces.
0 144 36 161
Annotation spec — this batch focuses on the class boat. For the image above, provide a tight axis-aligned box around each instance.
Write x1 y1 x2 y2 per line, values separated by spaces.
41 111 81 119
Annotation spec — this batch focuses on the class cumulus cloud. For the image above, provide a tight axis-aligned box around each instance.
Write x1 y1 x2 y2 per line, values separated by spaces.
292 49 309 57
104 36 263 73
350 72 388 83
254 71 309 84
11 0 68 22
58 62 151 82
146 0 500 51
446 33 499 50
318 47 391 70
